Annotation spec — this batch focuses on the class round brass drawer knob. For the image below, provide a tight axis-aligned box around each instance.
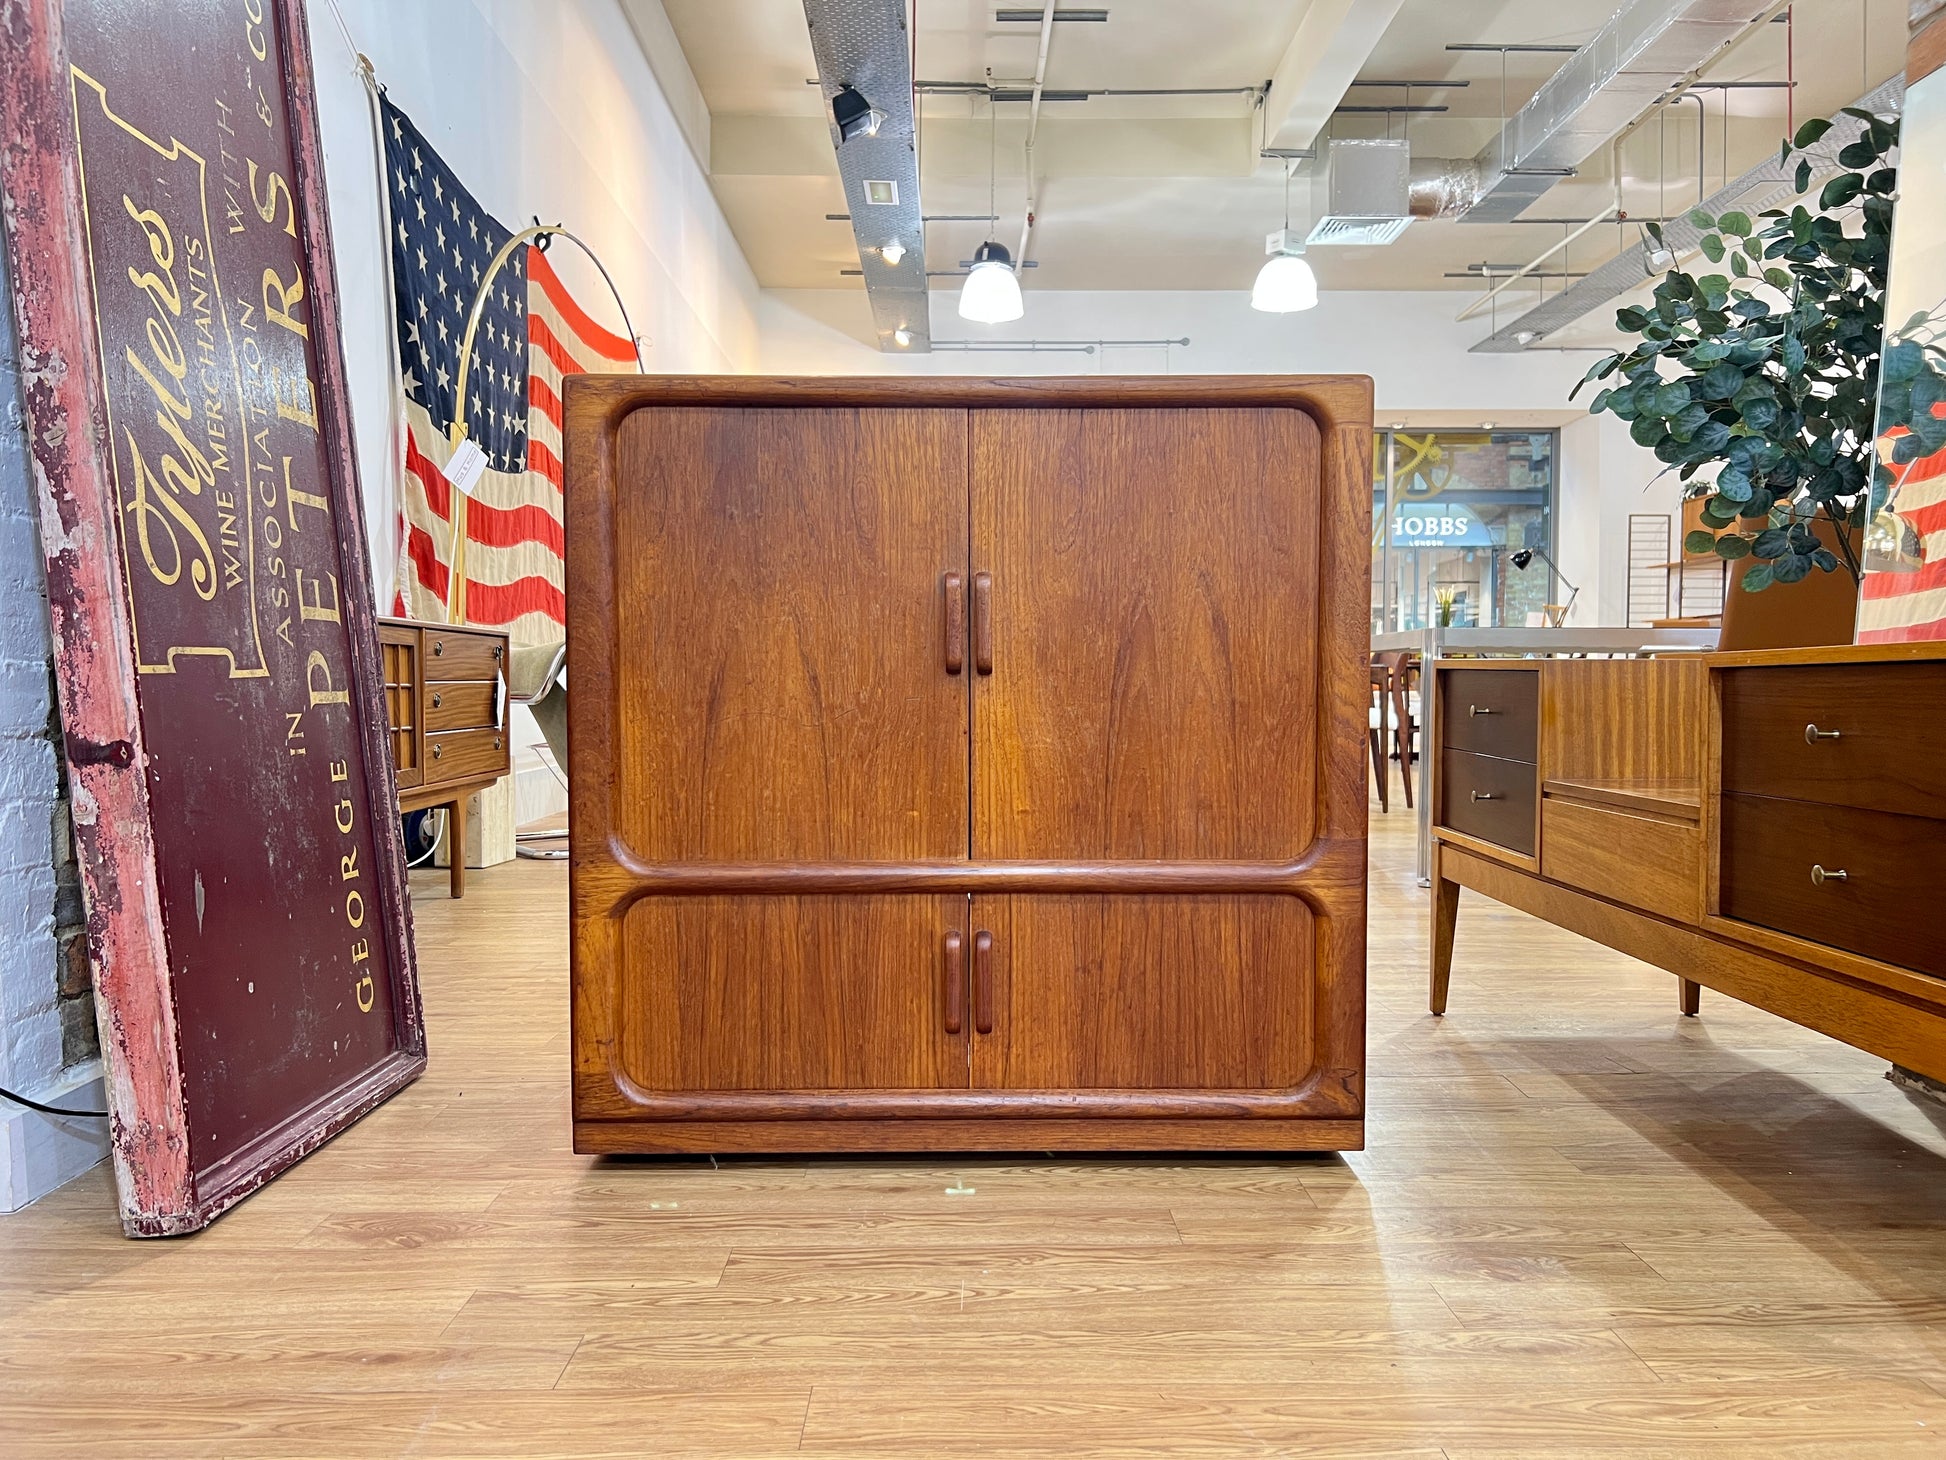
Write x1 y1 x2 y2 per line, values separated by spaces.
1810 864 1847 886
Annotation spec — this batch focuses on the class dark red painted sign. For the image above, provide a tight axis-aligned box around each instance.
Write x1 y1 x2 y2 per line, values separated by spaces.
1 0 424 1234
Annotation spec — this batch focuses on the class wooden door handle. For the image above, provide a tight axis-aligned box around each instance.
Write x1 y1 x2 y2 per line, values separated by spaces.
972 572 993 675
973 929 994 1034
943 930 964 1034
944 571 964 675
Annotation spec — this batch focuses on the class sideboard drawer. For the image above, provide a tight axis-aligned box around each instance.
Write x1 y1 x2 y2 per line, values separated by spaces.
426 727 510 783
1720 792 1946 979
425 680 500 732
424 630 505 682
1439 748 1537 856
1721 664 1946 821
1439 669 1539 763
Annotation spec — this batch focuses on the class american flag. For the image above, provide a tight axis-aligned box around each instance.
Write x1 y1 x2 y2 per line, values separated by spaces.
381 95 636 644
1859 435 1946 643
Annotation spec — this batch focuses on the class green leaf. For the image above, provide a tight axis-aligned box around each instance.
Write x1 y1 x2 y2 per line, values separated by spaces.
1771 552 1813 584
1696 273 1731 307
1717 210 1752 238
1752 527 1794 558
1630 414 1665 447
1794 158 1813 194
1713 467 1754 503
1714 534 1752 560
1792 117 1833 148
1820 173 1865 210
1699 234 1725 263
1838 139 1879 169
1701 362 1745 400
1741 561 1775 593
1653 381 1691 417
1763 267 1793 291
1616 306 1650 332
1687 207 1716 231
1645 220 1664 243
1683 529 1717 556
1885 338 1924 382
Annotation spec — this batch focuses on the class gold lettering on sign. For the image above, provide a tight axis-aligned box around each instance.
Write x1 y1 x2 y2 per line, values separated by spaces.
69 68 265 677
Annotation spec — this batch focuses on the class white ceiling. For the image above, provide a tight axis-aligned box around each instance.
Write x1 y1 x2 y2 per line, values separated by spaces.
655 0 1907 342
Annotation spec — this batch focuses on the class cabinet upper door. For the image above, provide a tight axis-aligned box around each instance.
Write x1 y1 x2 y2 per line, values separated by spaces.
613 407 969 863
971 408 1322 861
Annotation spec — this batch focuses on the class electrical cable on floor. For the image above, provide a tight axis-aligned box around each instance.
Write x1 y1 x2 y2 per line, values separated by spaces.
0 1086 109 1119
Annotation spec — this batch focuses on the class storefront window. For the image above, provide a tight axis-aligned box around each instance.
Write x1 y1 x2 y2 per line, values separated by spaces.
1371 429 1557 632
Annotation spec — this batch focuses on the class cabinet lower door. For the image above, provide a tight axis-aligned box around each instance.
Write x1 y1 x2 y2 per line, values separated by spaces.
968 895 1313 1091
617 896 970 1093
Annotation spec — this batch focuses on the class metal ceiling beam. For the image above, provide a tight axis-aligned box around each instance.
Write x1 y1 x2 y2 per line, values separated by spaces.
1262 0 1411 153
800 0 929 352
1471 75 1905 353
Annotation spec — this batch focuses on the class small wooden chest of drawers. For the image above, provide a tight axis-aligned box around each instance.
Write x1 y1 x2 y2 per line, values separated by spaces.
378 617 512 898
1718 661 1946 980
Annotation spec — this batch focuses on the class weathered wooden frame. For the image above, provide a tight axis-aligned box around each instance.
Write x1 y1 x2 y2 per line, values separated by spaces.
0 0 423 1234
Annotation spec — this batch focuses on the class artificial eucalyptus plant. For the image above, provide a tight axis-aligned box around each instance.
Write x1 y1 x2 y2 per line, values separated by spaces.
1571 110 1900 591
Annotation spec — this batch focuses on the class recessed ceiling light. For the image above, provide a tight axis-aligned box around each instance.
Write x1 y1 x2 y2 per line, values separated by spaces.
880 240 906 265
864 180 898 206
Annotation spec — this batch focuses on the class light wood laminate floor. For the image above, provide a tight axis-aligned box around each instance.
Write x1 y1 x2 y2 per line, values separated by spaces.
6 800 1946 1457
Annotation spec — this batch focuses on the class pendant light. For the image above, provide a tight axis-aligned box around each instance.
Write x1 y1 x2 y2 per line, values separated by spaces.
1252 162 1318 314
961 95 1025 324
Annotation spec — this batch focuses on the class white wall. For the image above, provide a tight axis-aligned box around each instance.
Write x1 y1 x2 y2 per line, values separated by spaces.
0 247 109 1212
309 0 767 603
762 288 1666 625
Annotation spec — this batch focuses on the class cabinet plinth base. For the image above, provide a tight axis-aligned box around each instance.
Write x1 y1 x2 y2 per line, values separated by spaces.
574 1117 1365 1156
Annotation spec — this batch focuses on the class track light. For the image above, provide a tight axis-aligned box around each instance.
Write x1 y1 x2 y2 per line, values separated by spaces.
1513 329 1538 347
832 85 884 143
1644 243 1676 273
879 240 906 265
1252 228 1318 314
893 327 912 346
959 240 1024 323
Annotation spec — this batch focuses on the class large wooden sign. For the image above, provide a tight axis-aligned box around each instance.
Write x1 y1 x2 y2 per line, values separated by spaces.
0 0 423 1235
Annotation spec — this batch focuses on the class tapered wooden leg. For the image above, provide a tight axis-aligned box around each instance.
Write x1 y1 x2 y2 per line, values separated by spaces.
1397 719 1415 810
1430 839 1459 1015
1368 729 1389 812
1679 977 1700 1017
448 796 467 899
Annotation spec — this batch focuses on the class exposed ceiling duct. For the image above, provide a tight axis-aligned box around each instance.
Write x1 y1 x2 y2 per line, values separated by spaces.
1471 74 1905 352
801 0 929 352
1461 0 1790 224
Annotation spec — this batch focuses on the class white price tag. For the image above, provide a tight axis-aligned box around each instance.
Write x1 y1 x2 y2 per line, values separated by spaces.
441 438 489 496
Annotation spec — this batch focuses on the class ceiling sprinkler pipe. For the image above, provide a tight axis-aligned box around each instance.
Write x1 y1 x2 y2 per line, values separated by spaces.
1407 157 1483 219
1015 4 1055 271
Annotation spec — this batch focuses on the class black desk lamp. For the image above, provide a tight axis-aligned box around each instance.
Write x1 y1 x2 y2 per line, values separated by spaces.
1510 547 1580 627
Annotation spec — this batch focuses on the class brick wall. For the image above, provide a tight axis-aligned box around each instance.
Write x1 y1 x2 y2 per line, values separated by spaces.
0 242 107 1212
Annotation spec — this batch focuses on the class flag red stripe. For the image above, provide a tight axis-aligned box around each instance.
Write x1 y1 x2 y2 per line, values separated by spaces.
1863 553 1946 597
456 572 566 625
404 521 450 599
530 373 564 431
403 432 563 550
1862 617 1946 642
528 437 565 489
529 312 587 378
529 245 636 361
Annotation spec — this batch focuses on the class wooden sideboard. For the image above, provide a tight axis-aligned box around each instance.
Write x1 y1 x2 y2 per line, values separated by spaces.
1431 643 1946 1082
378 617 511 898
564 375 1372 1155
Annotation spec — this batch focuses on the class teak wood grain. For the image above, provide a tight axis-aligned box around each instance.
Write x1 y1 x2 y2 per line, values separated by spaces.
969 895 1313 1091
610 406 970 864
1540 657 1705 789
969 408 1320 861
565 375 1372 1152
1720 663 1946 821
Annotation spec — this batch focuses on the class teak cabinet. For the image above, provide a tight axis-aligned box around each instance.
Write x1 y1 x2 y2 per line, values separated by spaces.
1429 645 1946 1086
564 377 1372 1154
